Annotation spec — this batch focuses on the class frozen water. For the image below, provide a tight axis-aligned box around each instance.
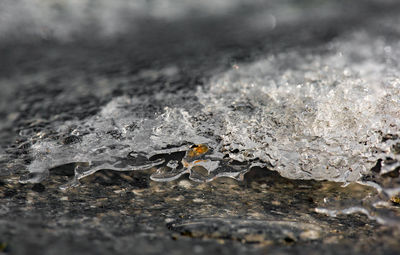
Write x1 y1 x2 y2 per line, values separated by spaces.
197 32 400 182
15 29 400 189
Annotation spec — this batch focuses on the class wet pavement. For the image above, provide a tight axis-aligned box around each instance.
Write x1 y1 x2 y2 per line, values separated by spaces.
1 168 400 255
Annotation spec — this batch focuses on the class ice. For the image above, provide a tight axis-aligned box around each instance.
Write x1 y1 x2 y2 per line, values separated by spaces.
15 29 400 189
197 32 400 182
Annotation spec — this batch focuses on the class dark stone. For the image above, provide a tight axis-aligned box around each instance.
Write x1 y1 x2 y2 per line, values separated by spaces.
31 183 45 193
3 189 17 198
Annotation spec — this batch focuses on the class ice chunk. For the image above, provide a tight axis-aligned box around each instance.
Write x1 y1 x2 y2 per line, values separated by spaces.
14 31 400 189
197 32 400 182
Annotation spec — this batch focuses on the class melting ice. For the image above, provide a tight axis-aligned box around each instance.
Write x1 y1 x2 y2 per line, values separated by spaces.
198 32 400 183
17 31 400 191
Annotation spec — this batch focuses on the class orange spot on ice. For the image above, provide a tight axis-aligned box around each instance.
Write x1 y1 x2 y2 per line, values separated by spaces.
187 144 209 158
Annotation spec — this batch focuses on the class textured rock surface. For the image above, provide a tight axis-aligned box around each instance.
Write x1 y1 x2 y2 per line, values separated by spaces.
1 168 400 255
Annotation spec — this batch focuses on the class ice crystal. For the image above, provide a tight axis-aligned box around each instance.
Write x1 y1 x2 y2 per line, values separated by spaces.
197 32 400 182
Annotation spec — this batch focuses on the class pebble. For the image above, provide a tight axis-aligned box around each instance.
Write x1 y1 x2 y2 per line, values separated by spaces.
178 180 192 189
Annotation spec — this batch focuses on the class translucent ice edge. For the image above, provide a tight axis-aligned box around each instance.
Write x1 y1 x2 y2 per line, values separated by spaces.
315 207 394 226
315 180 400 227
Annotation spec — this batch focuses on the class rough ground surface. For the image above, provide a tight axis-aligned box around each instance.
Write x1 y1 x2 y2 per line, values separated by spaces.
1 168 400 255
1 1 400 254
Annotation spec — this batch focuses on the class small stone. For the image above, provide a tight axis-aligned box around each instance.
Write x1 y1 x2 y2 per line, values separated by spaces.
164 218 174 223
178 180 192 189
31 183 45 193
300 230 320 240
271 200 281 206
173 195 184 201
